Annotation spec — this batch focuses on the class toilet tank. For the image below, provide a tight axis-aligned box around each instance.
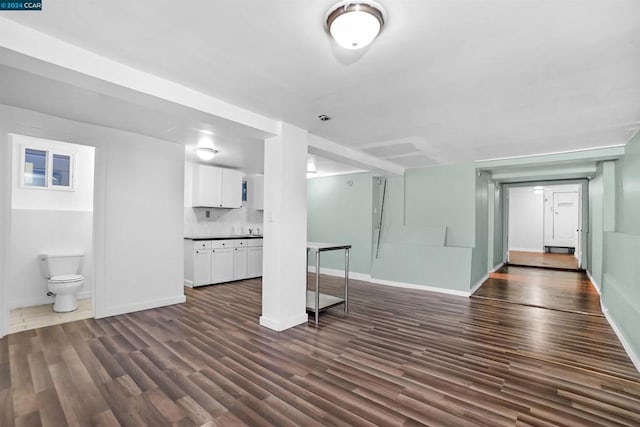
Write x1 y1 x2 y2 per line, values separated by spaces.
40 254 84 278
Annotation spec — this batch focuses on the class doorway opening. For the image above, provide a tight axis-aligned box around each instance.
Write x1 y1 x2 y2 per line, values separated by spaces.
506 183 583 271
6 134 95 334
472 179 600 315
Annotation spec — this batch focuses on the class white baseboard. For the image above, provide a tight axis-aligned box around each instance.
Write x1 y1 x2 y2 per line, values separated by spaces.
600 302 640 373
369 277 470 297
470 274 488 295
259 313 308 331
95 294 186 319
307 265 372 282
585 270 601 295
183 279 194 288
307 265 470 297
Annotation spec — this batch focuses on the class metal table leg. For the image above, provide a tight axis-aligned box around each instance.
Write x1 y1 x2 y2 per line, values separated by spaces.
315 249 320 325
344 248 349 312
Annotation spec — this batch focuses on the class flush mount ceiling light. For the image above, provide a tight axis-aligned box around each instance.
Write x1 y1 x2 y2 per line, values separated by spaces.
325 1 386 50
196 137 218 161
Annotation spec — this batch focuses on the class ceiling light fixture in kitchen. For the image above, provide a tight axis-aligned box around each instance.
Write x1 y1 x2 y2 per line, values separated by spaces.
325 1 386 50
196 137 218 161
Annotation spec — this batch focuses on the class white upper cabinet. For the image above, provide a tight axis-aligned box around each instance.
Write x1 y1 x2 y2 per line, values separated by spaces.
221 169 243 208
192 164 222 207
191 164 242 208
248 174 264 211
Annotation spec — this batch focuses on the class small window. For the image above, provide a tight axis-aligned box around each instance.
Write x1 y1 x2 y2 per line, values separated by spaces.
52 154 71 187
24 148 47 187
21 146 74 190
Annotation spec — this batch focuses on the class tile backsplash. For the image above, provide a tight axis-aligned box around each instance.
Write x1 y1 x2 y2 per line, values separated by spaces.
184 206 263 236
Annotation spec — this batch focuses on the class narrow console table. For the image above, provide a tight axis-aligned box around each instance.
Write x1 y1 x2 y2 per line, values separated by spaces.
306 242 351 325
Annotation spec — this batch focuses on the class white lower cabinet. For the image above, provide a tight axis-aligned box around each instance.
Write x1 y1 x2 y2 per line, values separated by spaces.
212 247 234 283
247 247 263 278
233 247 248 279
193 249 212 286
185 238 262 287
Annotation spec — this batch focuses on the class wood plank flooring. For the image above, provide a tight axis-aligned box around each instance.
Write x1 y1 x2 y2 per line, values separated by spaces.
1 274 639 426
509 251 579 270
473 265 602 316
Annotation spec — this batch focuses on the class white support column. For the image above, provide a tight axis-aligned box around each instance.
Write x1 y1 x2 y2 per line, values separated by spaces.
260 122 308 331
0 132 11 338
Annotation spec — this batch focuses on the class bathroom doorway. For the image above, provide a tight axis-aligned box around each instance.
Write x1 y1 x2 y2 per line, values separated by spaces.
6 134 95 333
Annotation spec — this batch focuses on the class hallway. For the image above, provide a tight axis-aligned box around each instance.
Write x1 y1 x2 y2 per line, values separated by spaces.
472 265 602 316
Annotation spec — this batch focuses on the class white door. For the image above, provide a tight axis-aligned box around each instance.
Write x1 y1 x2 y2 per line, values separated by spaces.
212 248 234 283
545 192 579 247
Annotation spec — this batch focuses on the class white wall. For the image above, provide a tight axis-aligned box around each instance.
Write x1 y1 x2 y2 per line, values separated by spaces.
508 186 544 252
11 134 95 211
8 136 95 309
9 211 93 308
0 132 10 336
0 104 185 321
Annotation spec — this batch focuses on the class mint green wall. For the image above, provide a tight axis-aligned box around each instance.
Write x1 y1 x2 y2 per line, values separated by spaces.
492 184 504 268
471 172 489 287
372 166 480 292
307 166 482 292
588 166 603 290
371 244 472 291
404 165 476 247
381 175 405 228
307 173 373 275
617 135 640 235
602 133 640 366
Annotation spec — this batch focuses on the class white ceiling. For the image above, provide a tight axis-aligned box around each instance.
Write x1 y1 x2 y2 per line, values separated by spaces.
3 0 640 169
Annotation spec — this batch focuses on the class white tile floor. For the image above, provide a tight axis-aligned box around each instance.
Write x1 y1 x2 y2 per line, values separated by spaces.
8 298 92 334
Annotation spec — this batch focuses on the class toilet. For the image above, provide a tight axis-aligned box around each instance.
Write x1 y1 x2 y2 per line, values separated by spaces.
40 254 85 313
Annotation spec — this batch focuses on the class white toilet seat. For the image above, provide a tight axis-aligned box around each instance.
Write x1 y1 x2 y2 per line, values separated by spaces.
50 274 83 283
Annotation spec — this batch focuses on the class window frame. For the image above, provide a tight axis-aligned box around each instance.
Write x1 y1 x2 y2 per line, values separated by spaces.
19 143 76 191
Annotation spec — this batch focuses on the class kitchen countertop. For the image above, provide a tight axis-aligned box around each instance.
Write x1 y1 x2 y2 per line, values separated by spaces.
184 235 263 241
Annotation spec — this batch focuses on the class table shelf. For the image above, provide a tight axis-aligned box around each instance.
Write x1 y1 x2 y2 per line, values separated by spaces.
307 242 351 325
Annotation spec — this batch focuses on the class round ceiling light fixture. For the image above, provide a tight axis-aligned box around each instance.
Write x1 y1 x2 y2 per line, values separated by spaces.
196 137 218 161
325 1 386 50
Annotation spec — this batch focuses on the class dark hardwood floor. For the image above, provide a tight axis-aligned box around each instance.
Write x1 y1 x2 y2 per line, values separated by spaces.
1 274 639 426
473 265 602 316
508 251 579 270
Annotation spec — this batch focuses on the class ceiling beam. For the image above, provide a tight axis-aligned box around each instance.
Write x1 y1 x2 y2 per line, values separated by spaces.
475 145 625 169
308 134 405 176
491 165 598 183
0 17 279 136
